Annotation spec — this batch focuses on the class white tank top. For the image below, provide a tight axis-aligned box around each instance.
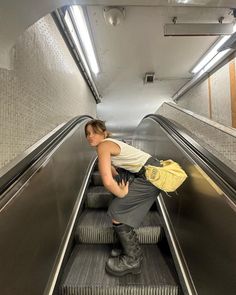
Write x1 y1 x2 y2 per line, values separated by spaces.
102 138 151 173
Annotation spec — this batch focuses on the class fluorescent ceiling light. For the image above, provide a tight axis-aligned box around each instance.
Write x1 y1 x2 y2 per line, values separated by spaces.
173 24 236 101
191 36 231 74
70 5 99 75
191 23 236 74
64 11 92 78
203 48 231 72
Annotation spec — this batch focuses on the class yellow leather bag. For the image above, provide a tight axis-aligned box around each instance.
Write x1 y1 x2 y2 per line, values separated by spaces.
145 159 187 192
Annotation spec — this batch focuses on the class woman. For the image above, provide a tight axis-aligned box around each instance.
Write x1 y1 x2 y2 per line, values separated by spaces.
85 119 160 277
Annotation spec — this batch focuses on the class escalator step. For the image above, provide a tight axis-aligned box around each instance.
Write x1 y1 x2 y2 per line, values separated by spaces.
85 186 114 209
92 171 103 186
60 244 179 295
75 210 162 244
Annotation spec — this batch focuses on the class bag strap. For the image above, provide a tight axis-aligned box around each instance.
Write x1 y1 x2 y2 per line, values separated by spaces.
165 190 179 198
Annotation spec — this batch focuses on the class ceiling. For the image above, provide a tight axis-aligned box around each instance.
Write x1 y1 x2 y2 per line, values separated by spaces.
85 5 234 136
0 0 236 136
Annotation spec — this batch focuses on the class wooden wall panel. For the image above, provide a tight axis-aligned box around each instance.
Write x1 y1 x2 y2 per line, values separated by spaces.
229 58 236 128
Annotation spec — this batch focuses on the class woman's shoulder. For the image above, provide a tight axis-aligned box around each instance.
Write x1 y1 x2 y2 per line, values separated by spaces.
103 138 121 143
102 138 124 146
98 138 119 148
99 138 121 155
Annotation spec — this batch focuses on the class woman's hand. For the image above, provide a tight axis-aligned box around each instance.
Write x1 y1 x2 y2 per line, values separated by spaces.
117 179 129 198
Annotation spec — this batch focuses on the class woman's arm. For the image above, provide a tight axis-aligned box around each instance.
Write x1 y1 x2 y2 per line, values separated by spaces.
97 142 128 198
111 165 118 177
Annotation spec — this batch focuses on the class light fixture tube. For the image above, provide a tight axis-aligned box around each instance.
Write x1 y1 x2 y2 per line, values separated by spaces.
203 48 231 72
173 45 233 101
191 35 230 74
191 24 236 74
64 11 92 79
173 24 236 101
70 5 99 75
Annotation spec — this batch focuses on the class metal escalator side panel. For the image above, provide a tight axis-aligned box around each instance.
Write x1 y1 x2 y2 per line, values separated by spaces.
0 120 96 295
132 116 236 295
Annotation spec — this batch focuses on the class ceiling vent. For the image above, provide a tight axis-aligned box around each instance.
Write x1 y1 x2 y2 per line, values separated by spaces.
144 72 155 84
103 7 125 26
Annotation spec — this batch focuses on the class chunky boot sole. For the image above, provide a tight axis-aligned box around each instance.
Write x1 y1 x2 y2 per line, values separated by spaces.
110 248 122 257
105 263 141 276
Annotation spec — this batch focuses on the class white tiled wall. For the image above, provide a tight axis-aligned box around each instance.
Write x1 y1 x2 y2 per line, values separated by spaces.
0 15 97 169
157 102 236 172
177 55 236 129
210 63 232 126
178 79 209 118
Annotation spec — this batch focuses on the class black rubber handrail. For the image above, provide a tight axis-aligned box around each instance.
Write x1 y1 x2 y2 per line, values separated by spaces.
0 115 93 197
145 114 236 205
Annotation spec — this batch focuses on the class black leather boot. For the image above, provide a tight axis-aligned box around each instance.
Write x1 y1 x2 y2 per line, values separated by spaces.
110 226 122 257
106 224 143 276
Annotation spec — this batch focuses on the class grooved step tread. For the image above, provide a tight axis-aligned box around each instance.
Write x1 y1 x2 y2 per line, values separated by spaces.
85 186 114 209
75 210 162 244
60 244 179 295
92 171 103 186
87 186 110 194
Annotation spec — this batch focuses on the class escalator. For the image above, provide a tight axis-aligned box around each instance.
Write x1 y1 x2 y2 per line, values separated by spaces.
0 114 235 295
59 164 180 295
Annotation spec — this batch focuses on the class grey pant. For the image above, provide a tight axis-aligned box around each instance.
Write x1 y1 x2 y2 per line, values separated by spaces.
107 157 160 228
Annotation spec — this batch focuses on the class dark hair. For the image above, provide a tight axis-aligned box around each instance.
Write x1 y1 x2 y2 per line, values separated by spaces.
85 119 111 138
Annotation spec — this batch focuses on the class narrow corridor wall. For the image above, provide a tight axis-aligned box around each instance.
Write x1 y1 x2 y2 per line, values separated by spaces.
177 52 236 129
0 15 96 169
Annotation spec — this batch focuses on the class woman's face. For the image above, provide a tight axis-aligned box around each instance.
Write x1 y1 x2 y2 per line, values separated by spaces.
86 125 106 147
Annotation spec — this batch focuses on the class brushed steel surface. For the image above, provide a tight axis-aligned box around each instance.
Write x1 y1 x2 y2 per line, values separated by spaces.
0 120 95 295
132 117 236 295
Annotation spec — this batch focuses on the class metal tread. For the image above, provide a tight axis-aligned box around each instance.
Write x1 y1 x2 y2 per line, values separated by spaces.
91 171 103 186
85 186 114 209
60 244 179 295
75 210 162 244
87 186 110 194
